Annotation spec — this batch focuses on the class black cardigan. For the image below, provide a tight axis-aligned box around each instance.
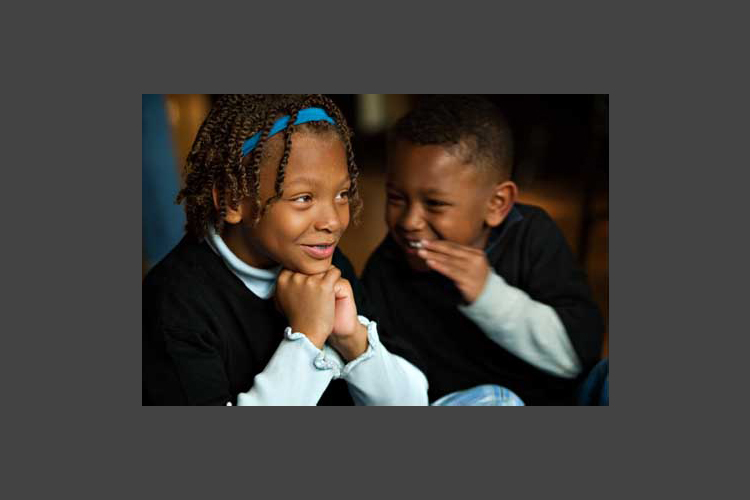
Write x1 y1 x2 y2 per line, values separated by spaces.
362 203 604 405
143 236 420 405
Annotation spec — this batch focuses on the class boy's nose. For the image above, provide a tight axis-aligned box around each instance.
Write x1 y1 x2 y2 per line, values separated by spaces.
399 204 426 232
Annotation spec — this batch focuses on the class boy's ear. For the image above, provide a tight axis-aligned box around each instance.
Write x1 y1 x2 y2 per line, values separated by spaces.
485 181 518 227
212 186 243 224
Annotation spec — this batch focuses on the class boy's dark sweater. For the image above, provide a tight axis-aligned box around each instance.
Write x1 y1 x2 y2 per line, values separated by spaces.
143 236 417 406
362 203 604 405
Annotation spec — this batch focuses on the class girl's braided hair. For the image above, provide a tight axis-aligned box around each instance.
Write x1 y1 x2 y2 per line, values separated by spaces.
176 94 361 239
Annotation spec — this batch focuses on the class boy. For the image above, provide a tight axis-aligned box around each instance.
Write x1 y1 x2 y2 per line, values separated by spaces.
362 95 604 405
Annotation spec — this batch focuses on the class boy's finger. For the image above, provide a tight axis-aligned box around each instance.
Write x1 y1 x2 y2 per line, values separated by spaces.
417 248 468 271
425 257 462 281
421 239 480 258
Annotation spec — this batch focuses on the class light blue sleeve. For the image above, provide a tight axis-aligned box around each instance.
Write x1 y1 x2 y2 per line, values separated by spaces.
458 270 581 378
335 316 429 406
235 329 337 406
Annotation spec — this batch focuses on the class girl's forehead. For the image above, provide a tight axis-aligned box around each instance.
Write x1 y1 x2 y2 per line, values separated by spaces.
257 132 348 185
254 130 341 163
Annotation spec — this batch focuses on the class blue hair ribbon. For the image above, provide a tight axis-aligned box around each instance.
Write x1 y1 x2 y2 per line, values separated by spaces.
241 107 336 157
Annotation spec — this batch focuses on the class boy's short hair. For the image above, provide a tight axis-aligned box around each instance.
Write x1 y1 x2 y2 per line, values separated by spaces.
176 94 361 239
390 95 514 180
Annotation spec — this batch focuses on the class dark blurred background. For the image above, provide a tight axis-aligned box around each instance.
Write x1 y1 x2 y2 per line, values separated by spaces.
142 94 608 357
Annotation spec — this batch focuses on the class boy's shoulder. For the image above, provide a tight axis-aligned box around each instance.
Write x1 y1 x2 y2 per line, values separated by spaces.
500 202 566 244
513 202 556 225
362 233 403 276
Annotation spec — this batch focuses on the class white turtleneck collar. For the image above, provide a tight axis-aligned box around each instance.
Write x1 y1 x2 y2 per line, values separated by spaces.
205 226 282 299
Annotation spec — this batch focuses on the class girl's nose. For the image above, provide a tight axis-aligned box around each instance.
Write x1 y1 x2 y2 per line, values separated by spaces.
314 202 344 233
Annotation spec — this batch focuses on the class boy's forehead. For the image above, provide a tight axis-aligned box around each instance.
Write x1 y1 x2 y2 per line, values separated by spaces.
388 142 484 188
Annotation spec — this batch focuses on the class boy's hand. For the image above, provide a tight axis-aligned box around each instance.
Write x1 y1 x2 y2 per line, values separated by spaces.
275 266 341 349
417 239 490 304
329 278 368 362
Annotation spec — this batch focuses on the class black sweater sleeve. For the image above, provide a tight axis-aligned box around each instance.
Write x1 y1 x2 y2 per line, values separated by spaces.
522 210 604 371
143 280 232 406
143 324 232 406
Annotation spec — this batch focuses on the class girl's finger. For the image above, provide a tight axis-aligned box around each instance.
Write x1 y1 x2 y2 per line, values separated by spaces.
322 265 342 288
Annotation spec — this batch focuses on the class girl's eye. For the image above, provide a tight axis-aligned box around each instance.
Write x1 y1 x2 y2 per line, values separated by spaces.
336 190 350 201
291 194 312 203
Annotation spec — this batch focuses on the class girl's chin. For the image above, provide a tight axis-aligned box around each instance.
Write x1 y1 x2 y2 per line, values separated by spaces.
289 258 333 275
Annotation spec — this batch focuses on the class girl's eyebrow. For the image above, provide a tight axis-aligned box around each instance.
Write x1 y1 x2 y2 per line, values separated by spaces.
285 176 351 188
284 176 322 187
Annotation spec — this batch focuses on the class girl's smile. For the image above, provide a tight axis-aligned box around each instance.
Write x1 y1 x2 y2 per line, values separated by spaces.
300 243 336 259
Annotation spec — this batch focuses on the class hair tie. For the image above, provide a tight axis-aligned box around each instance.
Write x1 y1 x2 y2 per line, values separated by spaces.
241 107 336 157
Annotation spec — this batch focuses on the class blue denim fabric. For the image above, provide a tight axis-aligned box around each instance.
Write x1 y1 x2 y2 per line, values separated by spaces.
577 358 609 406
431 384 525 406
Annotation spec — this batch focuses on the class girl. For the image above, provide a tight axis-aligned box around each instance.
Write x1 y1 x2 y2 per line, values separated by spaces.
143 95 428 405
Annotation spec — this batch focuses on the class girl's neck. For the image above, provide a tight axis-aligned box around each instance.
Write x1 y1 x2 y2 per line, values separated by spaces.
220 223 276 270
206 225 281 299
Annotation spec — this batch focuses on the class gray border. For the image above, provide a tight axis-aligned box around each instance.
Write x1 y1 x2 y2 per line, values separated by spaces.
23 84 614 490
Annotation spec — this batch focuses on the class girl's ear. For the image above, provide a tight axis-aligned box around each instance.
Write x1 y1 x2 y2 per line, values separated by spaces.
212 186 243 224
485 181 518 227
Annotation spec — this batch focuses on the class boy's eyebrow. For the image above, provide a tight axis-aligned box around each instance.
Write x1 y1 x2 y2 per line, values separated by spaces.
388 185 450 197
386 182 449 196
423 188 450 196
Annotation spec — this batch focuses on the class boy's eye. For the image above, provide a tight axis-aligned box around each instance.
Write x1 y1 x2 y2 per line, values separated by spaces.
386 192 405 204
425 199 449 208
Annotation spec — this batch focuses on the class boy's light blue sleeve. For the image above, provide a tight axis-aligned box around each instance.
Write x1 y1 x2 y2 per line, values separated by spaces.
458 270 582 378
331 316 429 406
